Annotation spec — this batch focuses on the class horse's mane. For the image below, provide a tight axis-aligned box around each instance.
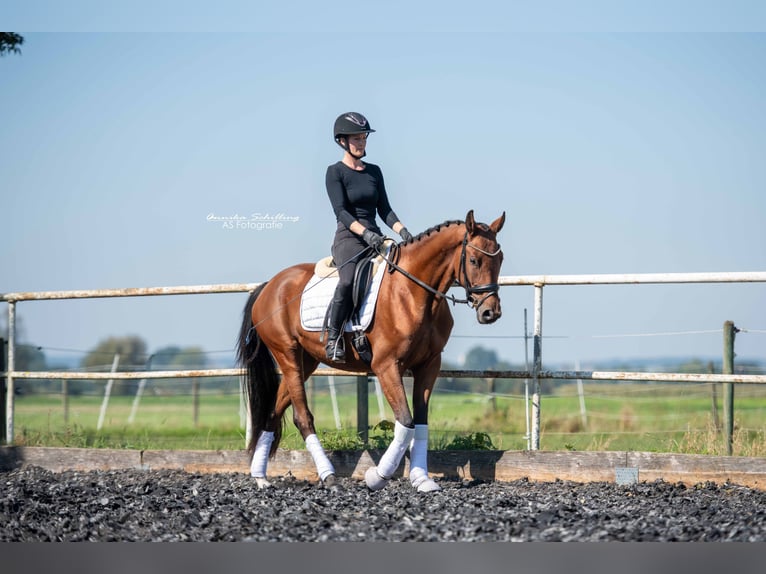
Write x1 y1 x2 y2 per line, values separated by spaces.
404 219 464 245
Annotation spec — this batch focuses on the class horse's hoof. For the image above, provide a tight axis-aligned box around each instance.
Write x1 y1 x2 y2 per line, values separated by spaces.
321 474 337 488
413 477 442 492
365 466 389 491
254 477 272 490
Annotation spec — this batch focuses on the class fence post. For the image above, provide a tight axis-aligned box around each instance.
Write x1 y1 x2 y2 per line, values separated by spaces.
708 361 720 432
357 375 369 445
62 379 69 425
1 338 5 444
722 320 737 456
328 375 342 430
5 302 16 445
531 284 543 450
487 377 496 413
523 308 531 450
128 354 153 425
576 359 587 430
192 378 200 428
242 376 252 448
96 353 120 431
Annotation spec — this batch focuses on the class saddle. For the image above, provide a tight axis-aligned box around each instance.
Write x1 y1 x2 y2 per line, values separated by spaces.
320 249 384 364
299 241 393 363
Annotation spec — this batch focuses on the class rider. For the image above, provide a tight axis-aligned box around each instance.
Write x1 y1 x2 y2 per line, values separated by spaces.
324 112 413 363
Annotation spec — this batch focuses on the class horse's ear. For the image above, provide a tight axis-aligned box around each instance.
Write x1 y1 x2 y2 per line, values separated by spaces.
465 210 475 234
490 211 506 234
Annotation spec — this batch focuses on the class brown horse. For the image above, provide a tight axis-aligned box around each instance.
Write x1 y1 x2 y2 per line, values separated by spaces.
236 210 505 491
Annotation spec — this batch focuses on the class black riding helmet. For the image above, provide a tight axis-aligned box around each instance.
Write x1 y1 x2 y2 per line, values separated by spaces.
334 112 375 158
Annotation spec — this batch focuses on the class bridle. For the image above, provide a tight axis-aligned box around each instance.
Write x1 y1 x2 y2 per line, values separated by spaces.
458 232 502 308
378 231 502 308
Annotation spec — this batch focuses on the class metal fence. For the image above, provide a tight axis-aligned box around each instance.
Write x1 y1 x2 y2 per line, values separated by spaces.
4 272 766 450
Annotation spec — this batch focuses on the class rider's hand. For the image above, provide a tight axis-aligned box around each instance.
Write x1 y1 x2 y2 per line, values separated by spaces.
399 227 413 243
362 229 385 252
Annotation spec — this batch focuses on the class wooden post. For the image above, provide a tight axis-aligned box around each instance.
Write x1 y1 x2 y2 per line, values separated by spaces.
62 379 69 425
708 361 720 432
328 376 342 430
722 321 736 456
192 378 200 428
487 378 496 413
373 377 386 422
357 375 368 445
576 360 587 430
128 354 153 425
96 353 120 431
308 376 315 414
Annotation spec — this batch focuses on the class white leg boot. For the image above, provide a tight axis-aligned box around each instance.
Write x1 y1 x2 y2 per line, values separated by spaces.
408 424 441 492
365 421 415 491
305 434 336 482
250 430 274 489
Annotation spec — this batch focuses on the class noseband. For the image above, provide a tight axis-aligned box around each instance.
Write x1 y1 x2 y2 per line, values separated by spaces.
379 231 502 308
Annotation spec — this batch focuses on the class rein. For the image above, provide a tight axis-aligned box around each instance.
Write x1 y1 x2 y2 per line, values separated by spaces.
377 231 502 308
245 229 501 344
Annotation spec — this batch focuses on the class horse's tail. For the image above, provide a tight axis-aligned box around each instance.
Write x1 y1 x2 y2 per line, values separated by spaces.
236 282 282 457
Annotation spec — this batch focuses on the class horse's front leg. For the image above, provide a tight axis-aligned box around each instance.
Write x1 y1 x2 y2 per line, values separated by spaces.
365 361 415 491
409 353 442 492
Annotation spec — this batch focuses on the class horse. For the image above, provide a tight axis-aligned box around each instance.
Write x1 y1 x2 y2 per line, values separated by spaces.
236 210 505 492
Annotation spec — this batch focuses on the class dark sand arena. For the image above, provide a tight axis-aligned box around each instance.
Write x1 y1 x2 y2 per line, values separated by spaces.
1 466 765 542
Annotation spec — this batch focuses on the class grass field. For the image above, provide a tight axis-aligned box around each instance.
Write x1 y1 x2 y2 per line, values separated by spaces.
9 380 766 456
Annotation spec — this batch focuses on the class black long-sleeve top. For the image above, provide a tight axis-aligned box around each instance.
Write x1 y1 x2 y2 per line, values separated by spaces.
325 161 399 234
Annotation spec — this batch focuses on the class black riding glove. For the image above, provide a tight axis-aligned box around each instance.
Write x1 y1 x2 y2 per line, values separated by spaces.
399 227 413 243
361 229 385 252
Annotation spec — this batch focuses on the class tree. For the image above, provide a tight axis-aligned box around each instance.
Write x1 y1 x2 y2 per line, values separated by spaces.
463 346 500 370
0 33 24 57
148 345 210 396
152 345 208 369
82 335 148 395
82 335 148 371
1 314 47 371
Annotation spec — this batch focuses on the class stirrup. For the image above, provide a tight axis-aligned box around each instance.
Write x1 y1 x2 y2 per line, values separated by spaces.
325 336 346 363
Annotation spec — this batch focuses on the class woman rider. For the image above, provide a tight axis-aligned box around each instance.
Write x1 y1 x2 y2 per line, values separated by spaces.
324 112 413 363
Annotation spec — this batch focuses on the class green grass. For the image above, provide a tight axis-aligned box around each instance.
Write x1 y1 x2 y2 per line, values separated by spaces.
9 382 766 456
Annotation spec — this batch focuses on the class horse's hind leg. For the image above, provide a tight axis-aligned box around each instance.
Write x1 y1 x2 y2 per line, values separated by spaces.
276 351 336 484
250 383 291 489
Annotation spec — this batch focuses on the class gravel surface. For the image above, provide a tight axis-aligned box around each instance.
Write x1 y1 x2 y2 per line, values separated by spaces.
1 466 765 542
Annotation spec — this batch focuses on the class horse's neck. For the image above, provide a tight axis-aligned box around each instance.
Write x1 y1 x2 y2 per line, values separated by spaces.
395 226 463 300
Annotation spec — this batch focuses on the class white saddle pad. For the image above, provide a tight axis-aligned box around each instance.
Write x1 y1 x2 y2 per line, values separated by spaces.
300 247 390 332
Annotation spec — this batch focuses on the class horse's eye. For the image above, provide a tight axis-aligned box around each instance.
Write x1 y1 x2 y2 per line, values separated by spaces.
469 257 479 267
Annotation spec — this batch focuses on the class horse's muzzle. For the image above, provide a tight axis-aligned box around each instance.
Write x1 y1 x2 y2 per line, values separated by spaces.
475 294 502 324
478 307 501 324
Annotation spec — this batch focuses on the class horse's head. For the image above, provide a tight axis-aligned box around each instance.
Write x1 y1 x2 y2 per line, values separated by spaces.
459 210 505 324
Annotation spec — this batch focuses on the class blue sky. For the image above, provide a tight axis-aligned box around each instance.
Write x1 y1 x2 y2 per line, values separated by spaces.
1 4 765 369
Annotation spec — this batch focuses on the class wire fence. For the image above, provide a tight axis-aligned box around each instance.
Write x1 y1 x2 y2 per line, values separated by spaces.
9 369 766 456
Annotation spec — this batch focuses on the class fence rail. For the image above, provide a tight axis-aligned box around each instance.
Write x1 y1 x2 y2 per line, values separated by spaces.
6 368 766 384
4 271 766 449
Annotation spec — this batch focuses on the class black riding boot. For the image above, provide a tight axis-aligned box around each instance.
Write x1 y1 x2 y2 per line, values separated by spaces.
325 288 352 363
